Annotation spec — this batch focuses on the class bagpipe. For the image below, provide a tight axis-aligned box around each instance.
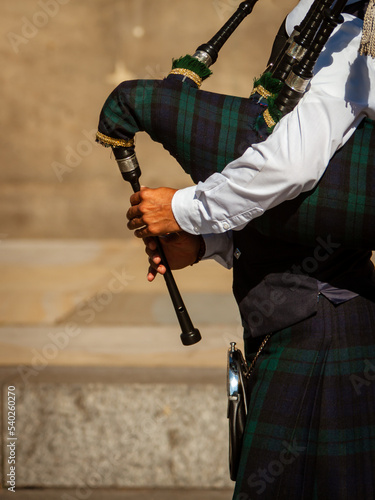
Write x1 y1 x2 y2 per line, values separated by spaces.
96 0 375 344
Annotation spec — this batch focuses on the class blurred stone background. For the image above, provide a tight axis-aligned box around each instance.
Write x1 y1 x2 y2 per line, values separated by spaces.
0 0 296 497
1 0 295 239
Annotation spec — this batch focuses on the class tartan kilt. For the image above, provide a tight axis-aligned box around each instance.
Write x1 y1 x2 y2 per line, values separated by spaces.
233 295 375 500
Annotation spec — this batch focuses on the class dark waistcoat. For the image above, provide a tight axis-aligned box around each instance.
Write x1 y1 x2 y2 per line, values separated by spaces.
232 226 375 338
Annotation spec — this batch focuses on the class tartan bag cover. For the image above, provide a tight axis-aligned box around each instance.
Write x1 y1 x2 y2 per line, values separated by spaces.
97 76 375 248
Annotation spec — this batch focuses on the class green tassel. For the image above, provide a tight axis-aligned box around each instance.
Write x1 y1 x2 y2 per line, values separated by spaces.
267 96 283 121
254 113 274 134
264 95 283 132
253 95 283 134
252 73 283 134
172 55 212 81
253 71 283 96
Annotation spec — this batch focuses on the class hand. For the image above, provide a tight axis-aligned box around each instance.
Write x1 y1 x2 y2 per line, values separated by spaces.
144 232 204 282
126 186 181 238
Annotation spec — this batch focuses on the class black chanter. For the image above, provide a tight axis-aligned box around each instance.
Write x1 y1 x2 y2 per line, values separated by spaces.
98 1 260 346
112 145 201 347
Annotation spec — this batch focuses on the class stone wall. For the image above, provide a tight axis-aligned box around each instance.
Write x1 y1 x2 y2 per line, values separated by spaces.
1 0 296 238
1 366 232 490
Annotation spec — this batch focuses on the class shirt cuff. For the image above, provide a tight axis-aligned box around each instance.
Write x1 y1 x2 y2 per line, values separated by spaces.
202 232 233 269
172 186 202 234
172 185 263 235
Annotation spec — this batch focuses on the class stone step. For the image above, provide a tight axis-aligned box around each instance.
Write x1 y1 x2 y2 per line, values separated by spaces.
0 241 240 492
0 366 234 491
0 239 235 327
0 325 243 368
60 291 239 327
0 488 234 499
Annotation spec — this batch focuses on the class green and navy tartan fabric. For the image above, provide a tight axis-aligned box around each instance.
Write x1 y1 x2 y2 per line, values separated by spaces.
252 118 375 248
233 295 375 499
98 75 266 183
98 76 375 248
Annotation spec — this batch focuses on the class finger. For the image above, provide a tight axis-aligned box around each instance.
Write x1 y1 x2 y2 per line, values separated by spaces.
147 266 167 282
148 251 165 270
134 226 151 238
147 260 166 281
144 237 157 251
129 186 148 207
147 265 157 282
129 191 142 206
126 204 142 221
145 246 162 264
155 264 167 275
127 218 145 230
135 223 169 238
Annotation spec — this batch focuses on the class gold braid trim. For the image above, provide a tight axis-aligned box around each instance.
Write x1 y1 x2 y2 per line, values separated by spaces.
262 108 276 129
251 85 273 99
96 132 135 148
168 68 203 88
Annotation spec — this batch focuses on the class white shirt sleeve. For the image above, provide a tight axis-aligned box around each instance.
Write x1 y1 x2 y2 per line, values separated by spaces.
172 14 375 236
202 232 234 269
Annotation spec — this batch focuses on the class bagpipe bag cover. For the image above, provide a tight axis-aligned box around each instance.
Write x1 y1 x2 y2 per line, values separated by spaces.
97 75 375 249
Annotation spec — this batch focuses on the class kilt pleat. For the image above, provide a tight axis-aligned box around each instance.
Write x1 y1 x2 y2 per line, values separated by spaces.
233 295 375 499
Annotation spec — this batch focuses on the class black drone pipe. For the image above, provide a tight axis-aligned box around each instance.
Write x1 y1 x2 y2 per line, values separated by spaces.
274 0 348 116
270 0 335 81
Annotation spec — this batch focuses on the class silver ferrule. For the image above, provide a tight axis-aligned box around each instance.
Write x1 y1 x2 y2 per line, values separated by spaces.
193 50 213 68
116 153 140 174
286 41 307 61
285 71 310 94
288 28 299 41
